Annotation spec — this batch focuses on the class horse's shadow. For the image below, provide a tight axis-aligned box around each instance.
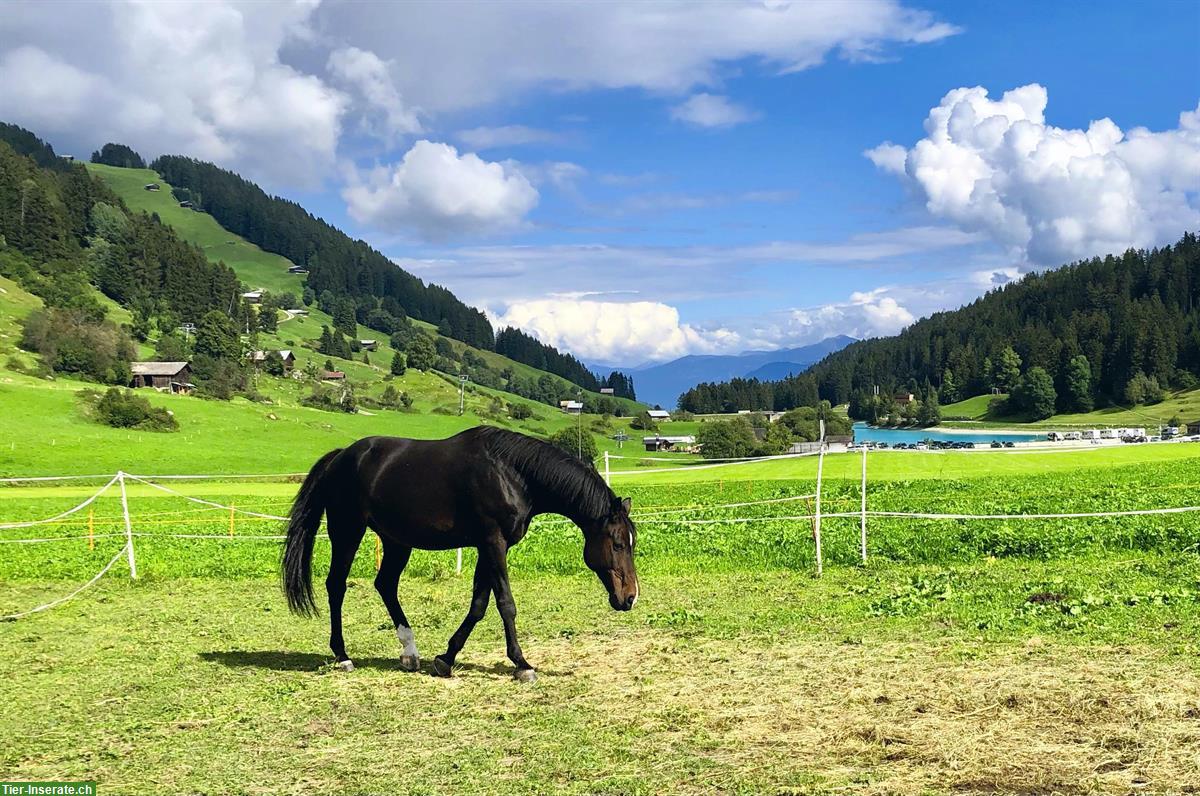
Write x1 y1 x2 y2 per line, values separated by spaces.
199 650 571 677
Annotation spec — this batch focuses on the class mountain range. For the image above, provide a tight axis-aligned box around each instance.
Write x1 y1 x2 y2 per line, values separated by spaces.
598 335 855 408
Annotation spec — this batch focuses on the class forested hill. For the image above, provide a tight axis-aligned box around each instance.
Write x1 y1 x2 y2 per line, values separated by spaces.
680 233 1200 414
150 155 496 350
0 131 239 324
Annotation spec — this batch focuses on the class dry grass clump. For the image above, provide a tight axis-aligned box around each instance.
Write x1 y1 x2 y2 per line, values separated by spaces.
534 632 1200 794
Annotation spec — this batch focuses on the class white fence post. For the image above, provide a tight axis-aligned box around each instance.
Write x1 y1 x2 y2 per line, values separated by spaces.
813 446 825 578
603 451 610 486
860 446 868 565
456 548 462 575
118 471 137 579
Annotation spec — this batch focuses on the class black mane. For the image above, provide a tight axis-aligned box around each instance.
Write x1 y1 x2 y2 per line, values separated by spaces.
472 426 613 520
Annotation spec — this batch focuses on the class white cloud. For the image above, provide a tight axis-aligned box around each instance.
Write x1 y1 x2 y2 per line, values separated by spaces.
670 93 758 128
457 125 568 150
327 46 421 141
743 289 915 351
493 298 742 362
343 140 538 240
866 84 1200 265
314 1 960 112
0 1 346 186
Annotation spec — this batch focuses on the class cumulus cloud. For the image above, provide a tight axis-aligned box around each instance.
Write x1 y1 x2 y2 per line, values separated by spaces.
670 93 758 128
0 1 346 186
343 140 538 240
866 84 1200 264
327 46 421 141
314 1 959 112
493 298 742 362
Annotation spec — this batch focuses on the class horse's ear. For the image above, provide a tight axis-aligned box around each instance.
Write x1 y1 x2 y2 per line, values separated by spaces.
620 497 632 514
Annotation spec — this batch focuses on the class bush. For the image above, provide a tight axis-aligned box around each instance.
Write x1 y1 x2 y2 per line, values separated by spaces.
88 388 178 432
509 403 533 420
20 308 133 383
301 383 358 413
629 411 659 432
379 385 413 410
549 426 598 463
697 419 756 459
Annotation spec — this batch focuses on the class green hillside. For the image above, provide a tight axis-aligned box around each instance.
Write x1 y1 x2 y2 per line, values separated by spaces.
941 390 1200 428
84 162 641 416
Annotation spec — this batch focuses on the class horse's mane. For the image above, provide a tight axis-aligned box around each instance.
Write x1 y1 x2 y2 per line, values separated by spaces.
472 426 613 520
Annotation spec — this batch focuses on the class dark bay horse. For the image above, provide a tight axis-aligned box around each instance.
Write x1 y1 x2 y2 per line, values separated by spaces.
282 426 638 682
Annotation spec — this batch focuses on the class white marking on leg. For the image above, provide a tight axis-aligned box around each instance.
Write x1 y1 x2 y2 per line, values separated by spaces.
397 625 419 658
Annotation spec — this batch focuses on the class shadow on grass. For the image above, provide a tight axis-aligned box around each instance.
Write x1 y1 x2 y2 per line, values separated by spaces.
199 650 571 677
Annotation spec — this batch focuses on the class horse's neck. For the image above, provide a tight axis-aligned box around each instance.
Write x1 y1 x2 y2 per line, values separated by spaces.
527 471 607 528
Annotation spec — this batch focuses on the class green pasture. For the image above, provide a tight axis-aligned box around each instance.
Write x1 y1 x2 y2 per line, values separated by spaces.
941 388 1200 429
4 433 1200 793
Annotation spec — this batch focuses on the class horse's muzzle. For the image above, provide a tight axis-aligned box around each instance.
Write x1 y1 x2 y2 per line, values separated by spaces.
610 593 636 611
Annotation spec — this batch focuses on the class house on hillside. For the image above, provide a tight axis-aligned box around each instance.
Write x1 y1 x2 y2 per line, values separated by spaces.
894 392 915 405
647 409 671 421
292 308 309 316
241 290 263 304
359 339 378 351
250 350 295 374
130 361 193 394
179 200 193 209
144 183 160 192
643 435 696 452
600 387 615 395
320 370 346 381
287 265 308 274
560 400 583 414
1188 421 1200 436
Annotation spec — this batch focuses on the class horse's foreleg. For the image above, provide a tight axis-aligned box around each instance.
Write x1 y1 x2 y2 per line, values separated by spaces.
433 554 491 677
374 539 418 671
485 540 535 682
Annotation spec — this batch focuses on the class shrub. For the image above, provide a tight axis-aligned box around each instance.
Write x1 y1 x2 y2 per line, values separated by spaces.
697 419 756 459
88 388 178 432
20 308 133 383
379 385 413 410
509 403 533 420
629 411 659 432
549 426 598 463
301 383 358 413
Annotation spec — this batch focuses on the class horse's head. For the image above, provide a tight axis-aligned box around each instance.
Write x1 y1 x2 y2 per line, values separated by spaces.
583 496 639 611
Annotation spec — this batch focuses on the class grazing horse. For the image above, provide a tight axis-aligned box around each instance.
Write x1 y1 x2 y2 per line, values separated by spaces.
282 426 638 682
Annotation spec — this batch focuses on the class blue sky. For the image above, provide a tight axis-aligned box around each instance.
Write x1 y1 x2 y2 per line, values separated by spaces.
3 0 1198 365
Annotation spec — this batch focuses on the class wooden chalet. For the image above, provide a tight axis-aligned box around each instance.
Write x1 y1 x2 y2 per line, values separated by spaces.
130 361 193 393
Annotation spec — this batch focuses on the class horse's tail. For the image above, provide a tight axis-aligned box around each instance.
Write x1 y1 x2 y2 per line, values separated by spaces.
283 448 343 616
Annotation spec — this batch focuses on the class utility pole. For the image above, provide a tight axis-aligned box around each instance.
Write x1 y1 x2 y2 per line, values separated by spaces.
458 374 468 415
577 389 584 459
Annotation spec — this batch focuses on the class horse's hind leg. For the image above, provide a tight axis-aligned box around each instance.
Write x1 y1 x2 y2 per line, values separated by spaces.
374 538 419 671
326 510 366 671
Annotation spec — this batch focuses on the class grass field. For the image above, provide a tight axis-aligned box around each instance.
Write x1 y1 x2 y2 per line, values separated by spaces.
942 390 1200 429
3 453 1200 794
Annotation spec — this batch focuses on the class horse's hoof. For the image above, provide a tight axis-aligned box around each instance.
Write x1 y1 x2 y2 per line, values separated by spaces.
336 659 355 672
399 654 420 672
513 668 538 684
432 656 453 678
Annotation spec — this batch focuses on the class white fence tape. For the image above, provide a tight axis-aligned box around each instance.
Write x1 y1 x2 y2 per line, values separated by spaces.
0 475 119 529
124 475 289 521
1 543 129 621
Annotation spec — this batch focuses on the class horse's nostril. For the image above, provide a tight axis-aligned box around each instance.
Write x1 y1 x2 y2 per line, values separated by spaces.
623 595 635 609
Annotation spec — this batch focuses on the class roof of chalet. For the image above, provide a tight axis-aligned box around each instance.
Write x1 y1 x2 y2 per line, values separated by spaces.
131 361 190 376
251 350 294 361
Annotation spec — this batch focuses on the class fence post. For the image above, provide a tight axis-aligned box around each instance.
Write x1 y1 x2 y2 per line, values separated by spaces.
603 451 610 485
456 548 463 575
860 446 868 565
88 509 94 551
228 503 236 537
813 447 825 578
118 471 137 580
375 535 382 571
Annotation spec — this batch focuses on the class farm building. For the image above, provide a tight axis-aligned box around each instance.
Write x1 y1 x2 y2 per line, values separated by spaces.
241 290 263 304
143 183 160 191
600 387 615 395
359 339 378 351
292 308 309 316
130 362 193 393
179 200 193 209
788 435 853 454
249 350 295 374
894 392 915 405
647 409 671 421
643 435 697 452
287 265 308 274
560 400 583 414
320 370 346 381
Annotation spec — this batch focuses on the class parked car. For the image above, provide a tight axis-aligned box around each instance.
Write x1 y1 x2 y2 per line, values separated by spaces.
1003 441 1015 448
